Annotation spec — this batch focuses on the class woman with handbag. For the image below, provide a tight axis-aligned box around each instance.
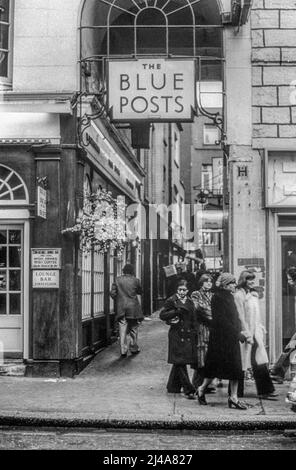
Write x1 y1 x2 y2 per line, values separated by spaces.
159 280 198 399
196 273 248 410
234 270 277 400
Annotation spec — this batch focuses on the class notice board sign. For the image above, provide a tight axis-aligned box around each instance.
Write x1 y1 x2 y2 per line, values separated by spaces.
33 270 59 289
108 58 195 122
37 186 47 219
163 265 177 278
31 249 61 269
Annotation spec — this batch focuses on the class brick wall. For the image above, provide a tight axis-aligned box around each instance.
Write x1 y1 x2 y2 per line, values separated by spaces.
251 0 296 144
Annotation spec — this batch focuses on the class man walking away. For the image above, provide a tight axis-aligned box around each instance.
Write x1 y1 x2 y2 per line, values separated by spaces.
110 264 144 357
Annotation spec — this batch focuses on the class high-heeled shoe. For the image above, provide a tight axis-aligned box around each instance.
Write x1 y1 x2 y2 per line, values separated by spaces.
196 388 207 405
228 397 248 410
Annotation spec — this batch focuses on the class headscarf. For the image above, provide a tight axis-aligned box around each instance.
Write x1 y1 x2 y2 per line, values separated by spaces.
216 272 236 289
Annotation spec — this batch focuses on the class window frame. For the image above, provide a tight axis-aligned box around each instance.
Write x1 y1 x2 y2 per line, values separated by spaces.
0 0 14 88
81 0 223 59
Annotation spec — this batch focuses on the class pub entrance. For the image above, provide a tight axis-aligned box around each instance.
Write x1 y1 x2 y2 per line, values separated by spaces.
277 232 296 351
0 164 30 360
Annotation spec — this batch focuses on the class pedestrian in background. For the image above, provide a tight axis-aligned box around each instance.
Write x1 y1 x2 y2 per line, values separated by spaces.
184 264 196 295
160 280 198 400
194 249 207 285
234 271 277 400
196 273 248 410
191 274 215 391
271 332 296 383
167 265 186 298
110 264 143 357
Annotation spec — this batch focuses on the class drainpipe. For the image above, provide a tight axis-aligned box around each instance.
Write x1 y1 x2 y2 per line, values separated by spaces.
168 123 173 265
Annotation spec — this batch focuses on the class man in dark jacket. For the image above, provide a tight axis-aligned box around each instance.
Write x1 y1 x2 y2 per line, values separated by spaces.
184 264 196 294
110 264 143 357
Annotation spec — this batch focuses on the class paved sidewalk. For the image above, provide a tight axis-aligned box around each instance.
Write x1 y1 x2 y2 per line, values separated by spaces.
0 314 295 430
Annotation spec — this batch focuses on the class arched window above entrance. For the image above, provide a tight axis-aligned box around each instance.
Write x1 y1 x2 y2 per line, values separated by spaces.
80 0 223 102
0 165 28 204
81 0 222 59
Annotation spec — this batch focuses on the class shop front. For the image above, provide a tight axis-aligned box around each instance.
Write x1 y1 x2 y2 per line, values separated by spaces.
0 165 30 360
266 151 296 362
79 122 145 360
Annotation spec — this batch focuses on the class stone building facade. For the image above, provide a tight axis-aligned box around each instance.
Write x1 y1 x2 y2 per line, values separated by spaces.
227 0 296 361
2 0 292 373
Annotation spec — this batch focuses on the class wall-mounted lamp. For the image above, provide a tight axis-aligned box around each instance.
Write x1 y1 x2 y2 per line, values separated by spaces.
197 189 209 205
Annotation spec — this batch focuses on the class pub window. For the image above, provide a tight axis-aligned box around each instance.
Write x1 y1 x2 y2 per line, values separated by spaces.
0 0 13 84
278 216 296 228
0 164 28 203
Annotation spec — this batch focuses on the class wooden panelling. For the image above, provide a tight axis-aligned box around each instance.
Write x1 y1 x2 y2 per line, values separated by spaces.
59 148 80 359
32 290 59 359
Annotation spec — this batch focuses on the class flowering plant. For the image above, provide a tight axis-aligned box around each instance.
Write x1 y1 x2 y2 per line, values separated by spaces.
62 189 126 254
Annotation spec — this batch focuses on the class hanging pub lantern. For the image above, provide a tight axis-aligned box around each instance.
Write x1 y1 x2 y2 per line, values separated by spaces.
197 189 210 205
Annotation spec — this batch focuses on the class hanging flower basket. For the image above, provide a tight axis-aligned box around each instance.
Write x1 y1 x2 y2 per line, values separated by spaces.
62 189 126 255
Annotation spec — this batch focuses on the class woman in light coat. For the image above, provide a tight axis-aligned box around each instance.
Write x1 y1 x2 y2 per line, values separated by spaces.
234 270 277 399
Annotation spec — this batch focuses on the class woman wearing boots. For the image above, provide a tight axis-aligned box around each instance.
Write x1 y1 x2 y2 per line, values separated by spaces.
160 280 198 400
234 270 277 400
197 273 247 410
191 274 214 390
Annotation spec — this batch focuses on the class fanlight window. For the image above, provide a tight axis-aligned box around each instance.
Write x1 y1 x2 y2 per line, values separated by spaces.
81 0 222 58
0 165 28 203
81 0 223 91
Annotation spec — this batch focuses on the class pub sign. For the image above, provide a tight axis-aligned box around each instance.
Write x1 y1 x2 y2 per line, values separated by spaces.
108 59 196 122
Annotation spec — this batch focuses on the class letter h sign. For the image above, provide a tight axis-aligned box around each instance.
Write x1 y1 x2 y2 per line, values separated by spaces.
237 165 248 179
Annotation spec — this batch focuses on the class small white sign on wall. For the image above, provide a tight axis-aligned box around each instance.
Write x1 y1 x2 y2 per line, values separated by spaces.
31 249 61 269
33 270 59 289
37 186 47 219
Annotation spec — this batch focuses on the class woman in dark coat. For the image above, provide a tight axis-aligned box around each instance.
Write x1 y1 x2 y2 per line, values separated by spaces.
160 280 198 399
196 273 247 409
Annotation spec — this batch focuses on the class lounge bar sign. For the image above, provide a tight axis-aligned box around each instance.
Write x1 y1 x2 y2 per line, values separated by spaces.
32 249 61 288
32 270 59 289
108 59 196 122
